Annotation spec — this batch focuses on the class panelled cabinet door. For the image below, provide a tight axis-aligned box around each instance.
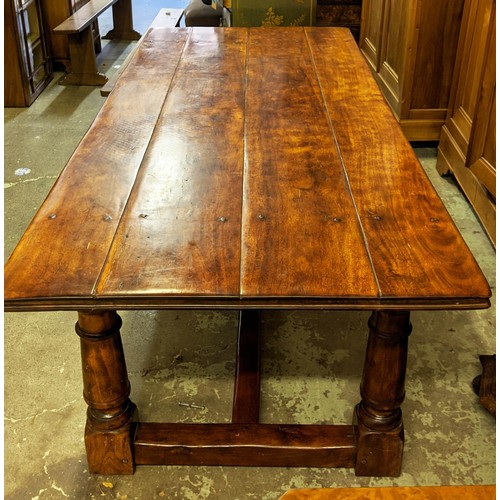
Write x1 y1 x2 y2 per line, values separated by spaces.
358 0 386 73
359 0 464 141
469 92 496 199
5 0 53 107
467 10 496 200
359 0 415 115
442 0 494 154
437 0 496 246
374 0 412 116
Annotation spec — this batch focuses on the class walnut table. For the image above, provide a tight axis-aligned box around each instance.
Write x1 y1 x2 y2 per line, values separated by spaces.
4 27 491 477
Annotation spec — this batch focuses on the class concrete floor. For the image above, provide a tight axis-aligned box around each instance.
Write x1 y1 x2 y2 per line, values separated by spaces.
4 4 496 499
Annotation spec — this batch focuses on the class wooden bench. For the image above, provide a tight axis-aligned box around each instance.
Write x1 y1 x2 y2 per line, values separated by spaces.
54 0 141 86
100 8 184 97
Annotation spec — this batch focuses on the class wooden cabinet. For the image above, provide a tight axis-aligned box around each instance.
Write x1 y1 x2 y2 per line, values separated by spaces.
5 0 53 107
436 0 496 246
230 1 317 26
359 0 464 141
316 1 362 43
40 0 101 70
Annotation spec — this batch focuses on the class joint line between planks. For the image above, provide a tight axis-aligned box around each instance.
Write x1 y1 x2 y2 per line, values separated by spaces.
90 28 194 298
303 28 383 299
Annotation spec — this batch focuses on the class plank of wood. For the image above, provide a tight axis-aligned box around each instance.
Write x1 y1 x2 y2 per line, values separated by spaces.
54 0 119 33
3 27 491 311
240 28 379 299
305 27 491 302
279 485 496 500
134 423 357 467
232 310 261 424
101 9 185 97
3 28 190 302
96 28 247 297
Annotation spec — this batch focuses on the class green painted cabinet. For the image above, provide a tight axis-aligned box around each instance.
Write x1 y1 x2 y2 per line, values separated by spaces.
216 0 317 27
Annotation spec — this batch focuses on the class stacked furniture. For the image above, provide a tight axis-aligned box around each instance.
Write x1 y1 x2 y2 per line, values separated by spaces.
5 0 53 107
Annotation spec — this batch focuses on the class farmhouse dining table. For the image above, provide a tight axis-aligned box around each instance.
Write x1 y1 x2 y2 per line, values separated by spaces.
4 27 491 477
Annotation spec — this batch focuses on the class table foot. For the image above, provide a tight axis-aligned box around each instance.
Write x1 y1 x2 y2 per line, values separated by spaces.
102 28 141 41
103 0 141 40
58 72 108 86
76 311 136 474
354 310 411 477
472 354 496 416
61 28 110 87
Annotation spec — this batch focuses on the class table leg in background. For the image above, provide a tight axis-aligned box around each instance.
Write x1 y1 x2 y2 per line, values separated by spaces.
76 311 136 474
354 310 412 477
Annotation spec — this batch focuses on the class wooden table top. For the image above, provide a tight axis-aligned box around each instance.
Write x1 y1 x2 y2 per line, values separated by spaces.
4 27 491 312
279 485 496 500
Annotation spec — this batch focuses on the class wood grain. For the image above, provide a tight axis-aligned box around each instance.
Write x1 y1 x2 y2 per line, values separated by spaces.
306 27 491 301
54 0 119 33
437 0 496 246
4 28 189 301
4 27 491 311
240 28 379 298
134 423 356 467
232 310 261 424
97 28 247 297
76 311 135 474
354 310 411 476
100 8 184 97
279 485 496 500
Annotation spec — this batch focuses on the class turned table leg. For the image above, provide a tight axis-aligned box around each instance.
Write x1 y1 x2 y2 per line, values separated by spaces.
76 311 136 474
354 310 412 477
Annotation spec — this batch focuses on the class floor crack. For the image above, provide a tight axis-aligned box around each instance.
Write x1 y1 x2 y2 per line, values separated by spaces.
5 398 81 423
4 175 58 189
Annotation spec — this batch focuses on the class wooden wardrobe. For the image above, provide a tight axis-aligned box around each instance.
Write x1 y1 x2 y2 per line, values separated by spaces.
359 0 465 141
436 0 496 246
5 0 53 107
